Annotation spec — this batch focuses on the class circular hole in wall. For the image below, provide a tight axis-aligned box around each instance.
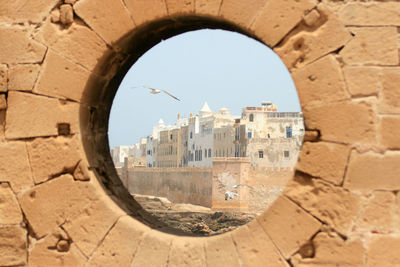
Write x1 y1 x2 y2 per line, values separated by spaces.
107 29 304 236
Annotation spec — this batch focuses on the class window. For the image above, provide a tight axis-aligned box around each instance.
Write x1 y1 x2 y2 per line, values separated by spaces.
204 149 207 158
284 151 290 158
249 114 254 122
259 150 263 158
170 134 173 140
286 127 292 138
190 132 193 139
208 148 211 158
248 132 252 138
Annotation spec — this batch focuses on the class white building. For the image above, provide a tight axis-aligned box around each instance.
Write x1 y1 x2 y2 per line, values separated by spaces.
111 145 132 167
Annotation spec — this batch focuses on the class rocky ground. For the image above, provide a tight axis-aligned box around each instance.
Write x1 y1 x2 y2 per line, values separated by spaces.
132 194 256 235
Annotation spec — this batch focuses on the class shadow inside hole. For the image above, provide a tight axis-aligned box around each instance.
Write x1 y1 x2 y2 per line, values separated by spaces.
80 15 304 236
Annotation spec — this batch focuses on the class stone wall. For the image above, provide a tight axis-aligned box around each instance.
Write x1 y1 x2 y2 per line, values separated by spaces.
1 0 400 266
127 167 213 207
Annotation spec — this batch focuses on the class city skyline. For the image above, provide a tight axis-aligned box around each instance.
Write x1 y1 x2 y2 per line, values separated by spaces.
108 29 301 148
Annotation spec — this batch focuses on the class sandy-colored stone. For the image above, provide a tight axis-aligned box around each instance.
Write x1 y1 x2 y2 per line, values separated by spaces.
380 116 400 149
303 101 376 144
379 68 400 114
205 233 241 267
0 65 7 92
87 216 148 267
0 141 33 193
339 2 400 26
73 160 91 181
220 0 268 29
340 27 399 66
168 237 206 267
0 27 47 64
74 0 135 45
0 225 27 266
292 232 364 267
232 224 288 267
0 0 58 23
251 0 315 47
358 191 396 233
0 183 22 224
65 0 77 4
297 142 350 185
257 196 321 259
0 95 6 110
344 151 400 191
292 55 349 108
166 0 195 15
275 4 351 70
29 228 87 267
246 219 289 266
285 175 360 234
5 91 79 139
8 64 40 92
34 50 104 104
343 66 381 97
195 0 221 16
50 8 60 23
60 4 74 25
35 19 110 72
27 136 82 184
130 231 171 267
124 0 167 26
367 236 400 266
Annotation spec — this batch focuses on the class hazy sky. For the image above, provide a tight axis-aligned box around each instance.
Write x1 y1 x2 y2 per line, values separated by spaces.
108 29 300 148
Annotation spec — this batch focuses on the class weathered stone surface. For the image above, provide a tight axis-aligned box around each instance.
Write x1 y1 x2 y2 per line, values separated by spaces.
87 216 148 267
275 4 351 69
124 0 167 26
19 174 124 245
35 19 109 72
168 237 206 267
380 116 400 149
5 91 79 139
0 65 7 92
205 233 241 266
0 0 58 23
340 27 399 66
74 0 135 45
166 0 195 15
251 0 315 47
130 231 171 266
220 0 267 29
303 101 376 144
65 0 77 4
344 151 400 191
367 236 400 266
357 191 396 233
50 8 60 23
343 66 381 97
60 4 74 25
9 64 40 92
73 160 91 181
0 225 27 266
29 228 86 267
379 68 400 114
195 0 221 16
232 224 288 266
0 95 6 110
292 232 364 266
339 2 400 26
246 219 289 266
285 175 360 234
257 196 321 259
27 136 82 184
297 142 350 185
0 183 22 224
0 141 33 193
292 55 349 108
0 27 47 64
34 50 104 103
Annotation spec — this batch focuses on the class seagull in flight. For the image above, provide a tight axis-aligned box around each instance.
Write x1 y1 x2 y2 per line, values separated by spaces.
131 85 181 101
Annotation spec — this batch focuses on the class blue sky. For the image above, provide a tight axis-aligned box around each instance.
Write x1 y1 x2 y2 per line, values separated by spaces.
108 29 300 148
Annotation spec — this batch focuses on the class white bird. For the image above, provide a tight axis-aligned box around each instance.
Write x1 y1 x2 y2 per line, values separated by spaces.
131 85 181 101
